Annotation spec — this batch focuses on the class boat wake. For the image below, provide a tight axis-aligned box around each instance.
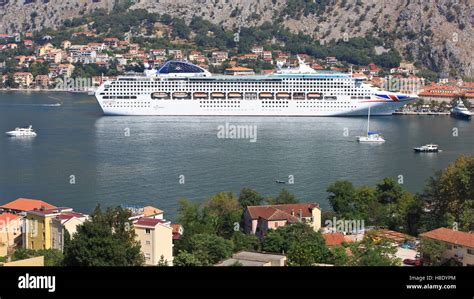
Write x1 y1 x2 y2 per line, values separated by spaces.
0 103 61 107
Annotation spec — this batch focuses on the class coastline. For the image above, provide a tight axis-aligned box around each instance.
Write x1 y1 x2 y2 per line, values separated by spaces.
393 111 451 116
0 88 93 94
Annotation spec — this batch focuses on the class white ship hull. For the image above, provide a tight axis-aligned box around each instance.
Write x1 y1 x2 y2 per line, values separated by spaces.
96 94 411 116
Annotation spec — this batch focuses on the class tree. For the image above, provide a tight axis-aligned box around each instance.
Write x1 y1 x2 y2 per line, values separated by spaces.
396 194 423 235
346 235 400 266
420 238 447 266
373 50 402 68
287 234 330 266
328 245 350 266
38 249 64 266
202 192 243 238
63 205 144 266
327 181 357 217
231 231 261 252
327 178 423 234
172 18 190 39
263 223 331 265
421 155 474 231
157 255 169 266
176 198 214 238
376 177 403 204
238 188 264 208
29 62 49 77
173 250 203 266
375 177 418 231
269 189 298 205
4 74 18 88
184 234 233 265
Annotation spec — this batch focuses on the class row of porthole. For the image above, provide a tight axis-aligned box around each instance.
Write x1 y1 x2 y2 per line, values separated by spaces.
200 105 241 108
296 106 357 108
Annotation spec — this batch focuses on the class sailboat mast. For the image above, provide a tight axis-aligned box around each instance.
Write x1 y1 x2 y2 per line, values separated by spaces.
367 105 370 136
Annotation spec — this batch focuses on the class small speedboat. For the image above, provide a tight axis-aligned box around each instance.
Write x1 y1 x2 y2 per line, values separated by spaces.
5 125 37 137
275 180 286 184
414 144 439 153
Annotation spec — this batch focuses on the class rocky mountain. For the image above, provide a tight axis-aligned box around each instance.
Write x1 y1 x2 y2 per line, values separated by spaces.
1 0 473 78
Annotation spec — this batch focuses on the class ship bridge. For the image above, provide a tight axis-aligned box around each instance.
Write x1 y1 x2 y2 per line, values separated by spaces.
154 60 212 77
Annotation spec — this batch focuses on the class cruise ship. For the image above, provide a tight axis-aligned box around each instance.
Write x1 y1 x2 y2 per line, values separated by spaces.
95 59 417 116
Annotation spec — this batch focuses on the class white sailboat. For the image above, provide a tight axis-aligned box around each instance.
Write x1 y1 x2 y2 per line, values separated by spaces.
357 106 385 143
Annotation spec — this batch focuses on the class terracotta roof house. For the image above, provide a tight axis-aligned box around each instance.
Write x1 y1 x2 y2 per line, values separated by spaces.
0 198 56 214
420 228 474 266
244 203 321 238
323 232 348 247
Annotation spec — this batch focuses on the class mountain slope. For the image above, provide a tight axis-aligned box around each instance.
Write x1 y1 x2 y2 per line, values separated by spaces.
1 0 472 78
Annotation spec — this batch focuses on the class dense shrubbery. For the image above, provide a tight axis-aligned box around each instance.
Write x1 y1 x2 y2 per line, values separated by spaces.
327 155 474 235
12 248 64 266
281 0 331 19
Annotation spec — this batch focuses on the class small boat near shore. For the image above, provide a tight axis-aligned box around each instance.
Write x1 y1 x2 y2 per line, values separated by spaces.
413 144 439 153
450 100 472 120
275 180 286 184
5 125 37 137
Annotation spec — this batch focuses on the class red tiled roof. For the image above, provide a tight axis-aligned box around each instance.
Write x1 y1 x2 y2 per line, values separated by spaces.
0 212 20 226
55 211 86 221
420 228 474 248
13 72 33 76
143 206 163 217
247 203 319 221
28 207 72 216
323 233 346 246
134 217 166 228
266 209 299 222
225 67 254 71
0 198 56 212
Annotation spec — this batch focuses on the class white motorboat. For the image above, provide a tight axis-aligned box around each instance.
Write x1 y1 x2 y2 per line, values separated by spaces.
5 125 37 137
413 144 439 153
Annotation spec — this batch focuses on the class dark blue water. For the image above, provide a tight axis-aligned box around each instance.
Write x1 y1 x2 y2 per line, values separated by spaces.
1 91 473 220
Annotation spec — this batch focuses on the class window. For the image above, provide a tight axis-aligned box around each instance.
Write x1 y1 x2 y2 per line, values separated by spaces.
145 253 151 260
145 229 151 234
146 241 151 245
468 249 474 255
